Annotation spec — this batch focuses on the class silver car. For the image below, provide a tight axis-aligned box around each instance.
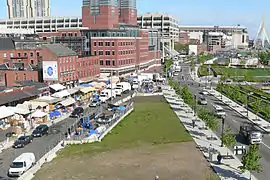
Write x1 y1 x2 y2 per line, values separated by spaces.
199 97 207 105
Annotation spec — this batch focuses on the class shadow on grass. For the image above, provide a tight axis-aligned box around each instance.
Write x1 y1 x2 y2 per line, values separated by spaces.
211 165 248 180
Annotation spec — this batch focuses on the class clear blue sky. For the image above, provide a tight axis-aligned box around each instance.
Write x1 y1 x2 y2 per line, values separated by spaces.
0 0 269 38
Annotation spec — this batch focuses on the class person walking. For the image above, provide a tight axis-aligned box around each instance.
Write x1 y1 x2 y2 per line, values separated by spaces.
217 153 222 164
192 119 196 128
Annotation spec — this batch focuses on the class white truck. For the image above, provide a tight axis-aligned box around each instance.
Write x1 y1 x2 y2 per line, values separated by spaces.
132 79 139 89
213 105 226 117
8 152 36 177
99 89 116 103
115 82 131 95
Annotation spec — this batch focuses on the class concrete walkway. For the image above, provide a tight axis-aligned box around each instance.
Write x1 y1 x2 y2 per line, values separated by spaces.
162 86 257 180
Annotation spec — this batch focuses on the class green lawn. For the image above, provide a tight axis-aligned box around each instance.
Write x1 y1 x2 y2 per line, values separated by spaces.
58 97 192 157
213 67 270 77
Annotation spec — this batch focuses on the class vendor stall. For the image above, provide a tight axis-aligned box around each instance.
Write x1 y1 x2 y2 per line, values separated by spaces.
55 97 76 117
31 110 48 124
79 86 96 102
0 106 15 130
23 101 49 112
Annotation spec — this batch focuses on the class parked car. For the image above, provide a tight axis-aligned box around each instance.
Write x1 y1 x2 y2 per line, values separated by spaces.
32 124 49 137
8 153 36 177
199 91 209 95
198 97 207 105
89 99 101 107
13 135 33 148
70 107 84 118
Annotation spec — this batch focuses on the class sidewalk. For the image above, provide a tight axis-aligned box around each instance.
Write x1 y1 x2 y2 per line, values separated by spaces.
162 85 257 180
190 65 270 133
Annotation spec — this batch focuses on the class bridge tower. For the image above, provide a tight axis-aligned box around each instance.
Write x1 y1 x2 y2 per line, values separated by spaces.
254 17 270 48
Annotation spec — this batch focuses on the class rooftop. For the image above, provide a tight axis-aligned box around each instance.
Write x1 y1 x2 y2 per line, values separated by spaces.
43 43 77 57
179 25 247 29
0 38 15 50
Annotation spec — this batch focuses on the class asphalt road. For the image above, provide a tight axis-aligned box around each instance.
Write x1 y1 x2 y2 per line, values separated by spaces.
0 92 133 179
177 64 270 180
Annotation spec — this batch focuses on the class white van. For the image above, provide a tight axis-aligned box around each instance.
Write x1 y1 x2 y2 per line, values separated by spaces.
99 89 116 103
9 152 36 177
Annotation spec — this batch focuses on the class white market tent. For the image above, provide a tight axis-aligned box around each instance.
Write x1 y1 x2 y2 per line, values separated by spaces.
58 97 76 107
8 106 30 115
23 101 49 110
0 106 15 119
51 90 70 98
49 84 66 91
31 110 47 118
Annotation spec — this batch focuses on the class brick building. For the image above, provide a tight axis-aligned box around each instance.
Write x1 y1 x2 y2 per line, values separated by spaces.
42 44 100 86
179 31 190 44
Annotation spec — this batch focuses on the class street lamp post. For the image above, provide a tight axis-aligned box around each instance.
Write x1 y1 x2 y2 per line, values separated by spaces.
28 104 33 129
221 116 225 147
194 94 197 116
246 92 254 118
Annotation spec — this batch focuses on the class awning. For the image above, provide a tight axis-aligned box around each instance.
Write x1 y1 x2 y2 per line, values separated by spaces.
8 106 30 115
80 87 96 94
0 106 15 119
31 110 47 118
51 90 70 98
34 96 61 104
58 97 76 107
23 101 49 109
49 84 66 91
67 88 79 95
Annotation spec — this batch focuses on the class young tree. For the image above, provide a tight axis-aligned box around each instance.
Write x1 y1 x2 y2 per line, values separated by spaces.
190 59 195 72
253 99 261 120
221 127 236 156
205 114 219 140
240 144 262 180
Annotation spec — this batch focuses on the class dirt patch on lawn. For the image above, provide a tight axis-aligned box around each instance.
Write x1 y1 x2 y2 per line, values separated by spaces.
34 141 216 180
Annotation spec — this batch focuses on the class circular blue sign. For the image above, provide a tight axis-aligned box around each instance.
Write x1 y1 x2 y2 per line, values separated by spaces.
47 66 53 76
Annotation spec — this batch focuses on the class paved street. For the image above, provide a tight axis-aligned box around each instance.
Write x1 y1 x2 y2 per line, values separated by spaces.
0 92 132 179
177 64 270 180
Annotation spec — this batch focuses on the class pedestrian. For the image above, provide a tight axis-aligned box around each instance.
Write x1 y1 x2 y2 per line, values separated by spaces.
192 119 196 128
217 153 222 164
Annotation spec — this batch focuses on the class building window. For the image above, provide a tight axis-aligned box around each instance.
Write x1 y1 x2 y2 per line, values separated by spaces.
105 42 110 46
30 60 34 64
98 42 103 46
75 33 77 36
112 51 115 55
112 42 115 46
15 73 18 81
112 60 115 66
94 51 97 56
98 51 103 55
10 53 14 57
36 52 40 56
24 52 27 57
94 42 97 46
105 51 110 56
3 53 7 58
23 73 26 80
18 53 21 57
100 60 103 65
30 52 33 57
106 60 110 66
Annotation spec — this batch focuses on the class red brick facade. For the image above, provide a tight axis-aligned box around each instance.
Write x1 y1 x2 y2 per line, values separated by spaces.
42 47 100 85
39 29 82 40
0 49 41 67
82 5 119 29
0 70 38 87
179 31 190 44
119 8 137 26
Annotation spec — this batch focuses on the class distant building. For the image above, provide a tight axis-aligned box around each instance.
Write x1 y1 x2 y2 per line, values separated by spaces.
179 25 249 51
6 0 50 19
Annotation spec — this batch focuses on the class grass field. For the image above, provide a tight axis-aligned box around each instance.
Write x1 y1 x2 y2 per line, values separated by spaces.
58 96 192 157
34 96 219 180
213 67 270 77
